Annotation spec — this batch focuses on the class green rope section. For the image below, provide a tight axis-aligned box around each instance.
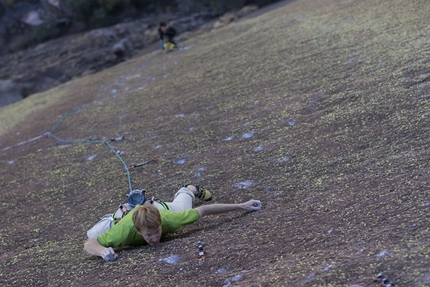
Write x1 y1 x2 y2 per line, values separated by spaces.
38 49 163 193
2 49 168 194
105 140 133 194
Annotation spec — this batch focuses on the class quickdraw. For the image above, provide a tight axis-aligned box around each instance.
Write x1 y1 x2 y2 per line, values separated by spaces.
129 157 160 169
374 273 395 287
196 241 206 261
110 133 132 142
112 203 132 225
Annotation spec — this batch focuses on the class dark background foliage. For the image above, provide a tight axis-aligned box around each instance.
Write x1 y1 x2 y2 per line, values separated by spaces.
0 0 279 54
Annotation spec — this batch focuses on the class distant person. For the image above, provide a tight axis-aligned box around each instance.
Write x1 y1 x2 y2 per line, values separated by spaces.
84 184 262 262
158 22 178 51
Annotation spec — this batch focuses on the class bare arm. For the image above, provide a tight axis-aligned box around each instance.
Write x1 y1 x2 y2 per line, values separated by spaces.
84 238 118 262
195 199 261 218
84 238 106 257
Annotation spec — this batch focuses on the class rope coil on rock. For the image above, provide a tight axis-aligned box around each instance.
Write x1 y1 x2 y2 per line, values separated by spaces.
7 49 165 193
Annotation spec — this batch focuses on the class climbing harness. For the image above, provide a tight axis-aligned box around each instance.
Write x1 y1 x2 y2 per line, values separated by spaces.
112 203 132 225
112 192 171 225
111 189 146 225
150 196 170 210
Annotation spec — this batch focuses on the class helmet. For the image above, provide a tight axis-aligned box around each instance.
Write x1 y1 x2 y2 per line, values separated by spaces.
127 189 146 207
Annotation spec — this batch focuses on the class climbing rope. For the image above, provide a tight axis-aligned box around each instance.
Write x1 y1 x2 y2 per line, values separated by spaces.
3 48 165 193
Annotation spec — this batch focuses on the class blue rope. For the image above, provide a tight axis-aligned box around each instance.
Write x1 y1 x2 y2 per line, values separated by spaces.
105 141 133 194
39 49 163 193
44 132 134 192
44 131 134 192
50 109 82 134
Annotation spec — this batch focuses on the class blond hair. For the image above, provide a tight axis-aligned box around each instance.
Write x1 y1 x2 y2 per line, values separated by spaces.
132 205 162 231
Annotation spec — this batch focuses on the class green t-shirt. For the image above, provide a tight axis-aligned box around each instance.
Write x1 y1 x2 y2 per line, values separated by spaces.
97 208 200 247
